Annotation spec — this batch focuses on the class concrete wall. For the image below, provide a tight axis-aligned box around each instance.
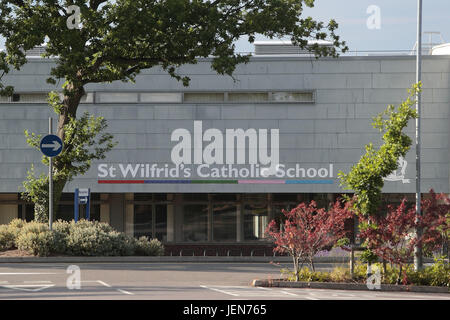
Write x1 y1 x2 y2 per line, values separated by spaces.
0 55 449 194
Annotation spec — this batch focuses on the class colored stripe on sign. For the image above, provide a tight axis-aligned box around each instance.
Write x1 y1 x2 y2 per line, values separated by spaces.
98 179 334 184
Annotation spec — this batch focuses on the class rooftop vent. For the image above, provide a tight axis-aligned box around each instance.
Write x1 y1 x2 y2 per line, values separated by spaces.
431 43 450 55
25 45 47 57
254 40 332 55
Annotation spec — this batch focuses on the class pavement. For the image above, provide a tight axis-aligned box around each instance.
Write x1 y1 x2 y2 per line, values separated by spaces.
0 262 448 300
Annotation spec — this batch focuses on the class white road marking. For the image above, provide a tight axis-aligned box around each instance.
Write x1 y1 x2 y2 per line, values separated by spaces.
281 290 298 296
23 281 52 284
202 285 304 298
96 280 112 288
117 289 134 295
85 280 133 296
0 284 55 292
200 285 239 297
0 273 57 275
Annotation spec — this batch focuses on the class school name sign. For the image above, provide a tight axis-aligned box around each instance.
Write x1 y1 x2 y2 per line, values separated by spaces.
97 121 334 184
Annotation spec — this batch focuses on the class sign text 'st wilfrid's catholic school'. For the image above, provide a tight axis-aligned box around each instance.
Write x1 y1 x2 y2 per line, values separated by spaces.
97 121 334 182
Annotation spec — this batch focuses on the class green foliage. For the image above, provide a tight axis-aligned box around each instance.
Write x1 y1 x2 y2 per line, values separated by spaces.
15 222 58 256
281 260 449 287
0 0 347 88
338 84 420 217
406 257 450 287
1 1 347 221
281 267 331 282
0 225 15 251
134 236 165 256
21 111 116 222
360 248 379 264
329 266 351 282
1 219 164 257
0 51 13 96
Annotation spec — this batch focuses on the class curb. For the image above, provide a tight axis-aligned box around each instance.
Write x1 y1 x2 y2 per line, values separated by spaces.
251 279 449 294
0 256 350 264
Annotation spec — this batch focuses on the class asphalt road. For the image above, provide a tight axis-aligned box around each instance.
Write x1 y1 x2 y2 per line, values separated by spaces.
0 262 448 300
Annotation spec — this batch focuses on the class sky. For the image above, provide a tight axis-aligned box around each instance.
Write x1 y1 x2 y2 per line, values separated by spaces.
235 0 450 53
1 0 450 53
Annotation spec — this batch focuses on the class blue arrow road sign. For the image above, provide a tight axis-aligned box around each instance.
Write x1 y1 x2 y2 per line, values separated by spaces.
40 134 63 157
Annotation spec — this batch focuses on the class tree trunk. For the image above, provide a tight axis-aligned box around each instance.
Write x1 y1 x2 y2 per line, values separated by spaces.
293 256 299 282
397 265 403 285
310 257 315 272
33 84 84 222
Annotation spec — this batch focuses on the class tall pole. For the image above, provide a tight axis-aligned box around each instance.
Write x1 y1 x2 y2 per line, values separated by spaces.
49 117 53 231
414 0 423 271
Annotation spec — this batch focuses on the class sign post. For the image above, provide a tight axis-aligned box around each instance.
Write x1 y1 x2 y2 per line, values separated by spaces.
74 188 90 222
39 118 63 231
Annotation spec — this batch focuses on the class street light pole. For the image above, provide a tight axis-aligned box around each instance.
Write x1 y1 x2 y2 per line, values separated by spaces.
414 0 423 271
49 117 53 231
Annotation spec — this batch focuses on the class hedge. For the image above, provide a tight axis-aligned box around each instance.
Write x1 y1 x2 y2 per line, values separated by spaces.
0 219 164 257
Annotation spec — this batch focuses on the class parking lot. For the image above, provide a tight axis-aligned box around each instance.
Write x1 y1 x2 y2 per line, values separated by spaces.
0 263 448 300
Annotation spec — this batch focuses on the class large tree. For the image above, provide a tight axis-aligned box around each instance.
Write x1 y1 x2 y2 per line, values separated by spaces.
0 0 347 220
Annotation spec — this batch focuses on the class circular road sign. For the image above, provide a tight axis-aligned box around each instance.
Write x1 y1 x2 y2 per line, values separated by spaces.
40 134 63 157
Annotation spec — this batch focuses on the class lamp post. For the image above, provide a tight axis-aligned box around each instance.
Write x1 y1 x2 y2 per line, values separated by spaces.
414 0 423 271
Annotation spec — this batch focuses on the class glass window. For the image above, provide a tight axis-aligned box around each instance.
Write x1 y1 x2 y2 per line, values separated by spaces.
213 204 237 242
140 93 182 103
134 193 153 201
183 194 209 202
134 205 153 238
211 194 236 202
271 92 314 103
96 92 139 103
56 204 75 221
244 203 269 241
25 204 34 222
272 193 298 202
242 194 268 202
90 204 101 222
154 194 168 202
272 203 296 225
228 92 268 103
91 193 100 201
182 204 208 242
155 205 167 242
184 92 224 103
60 193 75 201
18 204 35 222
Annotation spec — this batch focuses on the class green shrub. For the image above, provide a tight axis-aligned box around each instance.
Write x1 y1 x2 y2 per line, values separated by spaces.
65 223 113 256
0 225 15 251
16 222 56 256
2 219 165 257
281 267 331 282
134 236 164 256
330 267 351 282
406 257 450 287
108 231 135 256
64 220 140 256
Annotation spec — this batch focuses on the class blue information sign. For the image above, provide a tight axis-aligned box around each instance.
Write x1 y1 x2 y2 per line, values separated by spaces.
40 134 63 157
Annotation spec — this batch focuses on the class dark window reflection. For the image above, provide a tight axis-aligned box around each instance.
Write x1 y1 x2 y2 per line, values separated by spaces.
213 204 236 241
244 203 268 241
134 205 152 238
155 204 167 241
183 204 208 241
